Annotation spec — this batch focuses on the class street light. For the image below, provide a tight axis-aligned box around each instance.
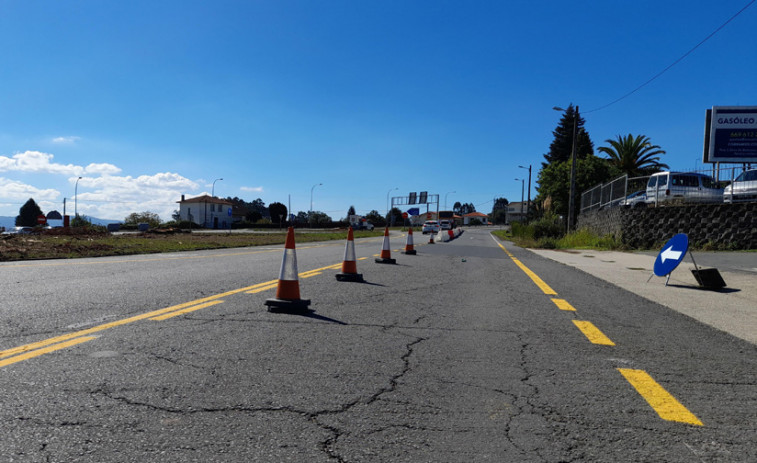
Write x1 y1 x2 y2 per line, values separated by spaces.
444 191 456 210
74 176 83 217
208 178 223 229
212 178 223 198
310 183 322 226
515 178 524 219
553 105 579 232
518 164 531 221
386 187 398 223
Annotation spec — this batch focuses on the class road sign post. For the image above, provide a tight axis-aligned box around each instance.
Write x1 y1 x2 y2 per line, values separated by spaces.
650 233 726 290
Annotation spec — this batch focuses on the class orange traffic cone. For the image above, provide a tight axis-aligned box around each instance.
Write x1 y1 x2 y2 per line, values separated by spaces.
428 231 435 244
402 226 417 255
265 227 312 313
336 227 364 282
375 226 396 264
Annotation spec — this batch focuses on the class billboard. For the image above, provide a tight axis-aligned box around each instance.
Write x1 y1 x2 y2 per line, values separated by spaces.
704 106 757 163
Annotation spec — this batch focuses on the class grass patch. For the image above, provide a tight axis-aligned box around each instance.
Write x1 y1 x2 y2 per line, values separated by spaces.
492 226 623 251
0 228 385 261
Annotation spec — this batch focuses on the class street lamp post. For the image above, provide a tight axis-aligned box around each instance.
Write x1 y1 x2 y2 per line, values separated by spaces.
553 105 579 232
210 178 223 229
518 164 531 221
74 176 83 217
212 178 223 198
444 191 456 210
310 183 322 226
386 187 398 225
515 178 524 219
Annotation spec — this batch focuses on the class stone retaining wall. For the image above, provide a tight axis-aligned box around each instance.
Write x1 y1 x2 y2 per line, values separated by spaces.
577 203 757 249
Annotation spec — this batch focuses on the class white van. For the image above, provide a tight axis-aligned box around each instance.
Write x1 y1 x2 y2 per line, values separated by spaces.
646 172 723 204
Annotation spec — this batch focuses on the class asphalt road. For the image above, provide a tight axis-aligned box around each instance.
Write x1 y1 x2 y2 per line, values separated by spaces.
0 229 754 462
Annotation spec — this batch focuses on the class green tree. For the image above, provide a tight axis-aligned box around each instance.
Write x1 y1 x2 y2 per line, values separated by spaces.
597 134 669 177
310 211 332 225
364 209 386 226
347 205 356 219
543 104 594 166
491 198 509 224
268 202 288 226
536 155 615 227
16 198 43 226
124 211 162 228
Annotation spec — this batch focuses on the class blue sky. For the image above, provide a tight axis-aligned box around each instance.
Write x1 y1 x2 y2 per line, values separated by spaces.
1 0 755 221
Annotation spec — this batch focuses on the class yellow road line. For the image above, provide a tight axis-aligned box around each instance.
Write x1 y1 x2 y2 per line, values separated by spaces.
0 336 97 368
246 284 279 294
149 300 225 321
0 259 349 367
618 368 703 426
0 282 271 360
300 272 322 279
493 239 557 295
572 320 615 346
551 298 577 311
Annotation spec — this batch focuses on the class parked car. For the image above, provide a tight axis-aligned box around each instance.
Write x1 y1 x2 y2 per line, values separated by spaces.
439 219 452 230
724 168 757 203
646 172 723 204
422 220 440 234
620 190 647 208
1 226 34 235
354 221 375 231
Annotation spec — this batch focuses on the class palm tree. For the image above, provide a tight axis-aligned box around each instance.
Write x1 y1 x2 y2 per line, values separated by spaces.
598 134 669 177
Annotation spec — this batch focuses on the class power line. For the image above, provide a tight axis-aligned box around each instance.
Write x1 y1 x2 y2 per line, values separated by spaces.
587 0 755 113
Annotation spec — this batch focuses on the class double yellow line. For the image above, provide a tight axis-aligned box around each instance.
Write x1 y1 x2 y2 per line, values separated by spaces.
0 260 359 369
493 236 703 427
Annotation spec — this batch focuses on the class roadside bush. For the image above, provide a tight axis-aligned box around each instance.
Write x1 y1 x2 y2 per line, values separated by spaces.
531 214 564 240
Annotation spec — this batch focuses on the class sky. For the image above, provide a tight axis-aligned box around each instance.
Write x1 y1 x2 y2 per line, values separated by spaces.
1 0 755 222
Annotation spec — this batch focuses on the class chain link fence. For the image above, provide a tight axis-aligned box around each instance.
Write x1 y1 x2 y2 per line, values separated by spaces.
580 165 757 212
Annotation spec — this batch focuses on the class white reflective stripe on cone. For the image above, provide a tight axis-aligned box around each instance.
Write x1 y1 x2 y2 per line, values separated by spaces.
279 248 299 280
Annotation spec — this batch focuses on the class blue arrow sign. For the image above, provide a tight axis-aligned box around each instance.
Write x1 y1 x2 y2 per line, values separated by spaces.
406 207 420 216
653 233 689 277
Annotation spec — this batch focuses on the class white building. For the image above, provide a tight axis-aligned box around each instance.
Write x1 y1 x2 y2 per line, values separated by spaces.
177 194 233 229
463 212 489 225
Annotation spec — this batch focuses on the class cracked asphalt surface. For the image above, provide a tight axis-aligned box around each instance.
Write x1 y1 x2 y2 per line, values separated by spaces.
0 229 755 461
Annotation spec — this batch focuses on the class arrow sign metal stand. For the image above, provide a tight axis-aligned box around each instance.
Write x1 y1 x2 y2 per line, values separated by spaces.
648 233 726 290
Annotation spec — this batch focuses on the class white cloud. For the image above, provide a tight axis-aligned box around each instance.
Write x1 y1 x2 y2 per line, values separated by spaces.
84 163 121 175
0 151 83 176
0 177 60 201
73 172 200 221
241 186 264 193
0 149 202 221
52 136 81 144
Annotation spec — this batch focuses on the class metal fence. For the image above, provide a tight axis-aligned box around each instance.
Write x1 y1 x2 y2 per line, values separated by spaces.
580 165 757 212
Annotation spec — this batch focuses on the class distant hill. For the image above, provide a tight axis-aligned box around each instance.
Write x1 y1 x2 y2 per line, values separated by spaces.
0 216 121 229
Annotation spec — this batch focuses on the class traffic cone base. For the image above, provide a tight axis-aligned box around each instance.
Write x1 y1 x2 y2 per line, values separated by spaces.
265 297 312 313
336 272 364 282
375 256 397 264
401 249 416 255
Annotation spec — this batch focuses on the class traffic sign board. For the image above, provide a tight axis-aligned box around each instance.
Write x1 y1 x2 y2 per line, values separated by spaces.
653 233 689 277
402 212 408 219
37 214 47 225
